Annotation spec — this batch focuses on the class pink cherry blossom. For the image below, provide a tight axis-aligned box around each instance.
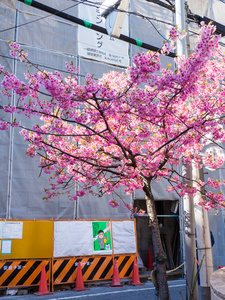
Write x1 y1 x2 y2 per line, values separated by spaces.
108 200 120 208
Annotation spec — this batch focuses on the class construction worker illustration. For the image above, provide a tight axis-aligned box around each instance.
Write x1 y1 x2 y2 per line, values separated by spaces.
97 230 107 250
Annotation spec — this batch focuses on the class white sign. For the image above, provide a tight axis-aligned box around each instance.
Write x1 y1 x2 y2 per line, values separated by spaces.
78 1 129 67
2 240 12 255
0 222 23 239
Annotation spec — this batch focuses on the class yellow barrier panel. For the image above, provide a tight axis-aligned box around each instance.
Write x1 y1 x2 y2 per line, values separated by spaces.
115 254 137 278
0 220 53 259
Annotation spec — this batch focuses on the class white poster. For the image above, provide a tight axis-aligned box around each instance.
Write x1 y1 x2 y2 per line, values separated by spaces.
2 240 12 255
78 1 129 67
0 222 23 239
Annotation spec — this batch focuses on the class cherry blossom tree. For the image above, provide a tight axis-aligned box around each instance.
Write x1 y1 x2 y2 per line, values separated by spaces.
1 23 225 299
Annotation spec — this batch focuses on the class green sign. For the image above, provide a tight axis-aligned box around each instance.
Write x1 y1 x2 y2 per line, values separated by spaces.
92 221 112 251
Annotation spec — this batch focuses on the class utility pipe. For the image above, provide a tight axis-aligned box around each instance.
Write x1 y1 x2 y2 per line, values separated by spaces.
175 0 198 299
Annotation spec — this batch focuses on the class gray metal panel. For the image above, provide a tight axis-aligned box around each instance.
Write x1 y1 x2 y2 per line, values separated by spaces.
15 45 77 77
0 1 79 219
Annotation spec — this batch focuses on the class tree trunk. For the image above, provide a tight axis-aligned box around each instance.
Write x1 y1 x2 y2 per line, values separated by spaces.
143 183 170 300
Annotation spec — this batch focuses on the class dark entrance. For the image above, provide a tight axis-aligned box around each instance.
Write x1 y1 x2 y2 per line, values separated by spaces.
134 200 181 271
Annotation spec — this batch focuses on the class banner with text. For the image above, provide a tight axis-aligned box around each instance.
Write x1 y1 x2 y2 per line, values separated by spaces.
78 1 129 67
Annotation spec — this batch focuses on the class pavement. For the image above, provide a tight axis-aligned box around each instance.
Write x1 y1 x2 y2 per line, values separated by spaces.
1 279 187 300
0 267 190 299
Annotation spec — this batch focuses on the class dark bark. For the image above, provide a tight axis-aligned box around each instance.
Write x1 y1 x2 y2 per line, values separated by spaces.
143 182 170 300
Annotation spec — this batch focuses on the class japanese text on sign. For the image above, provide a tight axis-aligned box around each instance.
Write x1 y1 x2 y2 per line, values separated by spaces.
0 222 23 239
78 1 129 67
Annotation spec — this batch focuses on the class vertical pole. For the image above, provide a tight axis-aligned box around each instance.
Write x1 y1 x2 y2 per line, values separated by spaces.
110 219 114 263
6 2 20 219
134 218 139 263
182 165 198 300
175 0 198 299
193 167 214 300
175 0 187 57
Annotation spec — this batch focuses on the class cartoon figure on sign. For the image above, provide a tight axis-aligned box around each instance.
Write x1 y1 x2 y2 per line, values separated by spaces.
97 230 107 250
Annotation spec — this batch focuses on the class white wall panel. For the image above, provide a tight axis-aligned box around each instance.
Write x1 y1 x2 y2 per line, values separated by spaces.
112 220 136 254
54 221 93 257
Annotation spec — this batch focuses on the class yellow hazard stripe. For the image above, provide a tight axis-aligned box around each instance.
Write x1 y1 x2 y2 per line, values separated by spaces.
0 260 50 288
116 255 137 278
53 257 114 284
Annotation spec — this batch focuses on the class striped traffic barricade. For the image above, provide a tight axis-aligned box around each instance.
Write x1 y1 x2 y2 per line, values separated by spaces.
0 259 51 289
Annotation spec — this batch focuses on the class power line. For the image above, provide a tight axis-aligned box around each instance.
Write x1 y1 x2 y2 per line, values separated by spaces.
140 0 174 12
71 0 225 36
0 1 84 34
0 0 177 57
2 0 225 40
74 0 225 36
16 0 176 57
71 0 176 26
1 0 223 69
1 0 177 53
145 0 225 36
3 0 224 63
1 0 176 34
72 0 175 12
147 19 169 41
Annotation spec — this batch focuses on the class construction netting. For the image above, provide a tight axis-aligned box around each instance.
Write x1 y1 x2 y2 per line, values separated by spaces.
0 0 178 221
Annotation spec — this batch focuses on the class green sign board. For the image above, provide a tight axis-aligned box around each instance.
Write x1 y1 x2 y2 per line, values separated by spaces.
92 221 112 251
